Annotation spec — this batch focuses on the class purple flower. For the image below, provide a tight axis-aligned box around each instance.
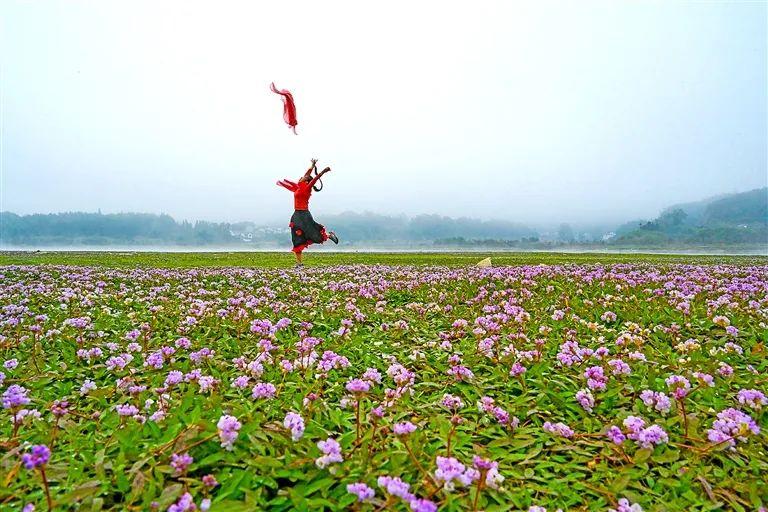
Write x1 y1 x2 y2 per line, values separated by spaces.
231 375 250 389
251 382 277 399
144 351 165 369
217 414 241 450
472 455 504 488
2 385 31 409
623 416 646 433
345 378 371 394
387 363 415 387
3 359 18 370
448 364 475 381
409 499 438 512
665 375 691 399
170 452 193 475
718 363 734 377
606 426 626 445
608 359 631 376
167 492 196 512
434 456 479 491
634 424 669 449
115 404 140 417
315 437 343 468
377 475 414 501
80 379 97 395
202 474 218 488
362 368 382 384
51 400 70 417
347 482 375 502
477 396 495 413
21 445 50 470
543 421 575 439
618 416 668 448
509 362 527 377
393 421 417 435
197 375 217 393
639 390 671 414
575 389 595 413
737 389 767 410
164 370 184 387
318 351 350 373
283 412 305 441
692 372 714 387
707 408 760 447
609 497 643 512
584 366 607 391
441 393 464 411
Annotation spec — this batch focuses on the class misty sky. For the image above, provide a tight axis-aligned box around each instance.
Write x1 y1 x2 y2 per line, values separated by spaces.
1 1 766 226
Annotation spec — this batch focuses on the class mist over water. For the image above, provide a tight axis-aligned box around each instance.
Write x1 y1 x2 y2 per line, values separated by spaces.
2 246 766 256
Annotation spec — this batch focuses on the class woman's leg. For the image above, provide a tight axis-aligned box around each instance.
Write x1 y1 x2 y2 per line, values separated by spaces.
295 251 303 265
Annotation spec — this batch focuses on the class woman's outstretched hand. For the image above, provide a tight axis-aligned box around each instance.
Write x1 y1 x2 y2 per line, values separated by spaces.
321 167 331 175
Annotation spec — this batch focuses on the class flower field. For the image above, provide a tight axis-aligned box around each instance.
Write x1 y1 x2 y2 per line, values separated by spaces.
1 259 766 511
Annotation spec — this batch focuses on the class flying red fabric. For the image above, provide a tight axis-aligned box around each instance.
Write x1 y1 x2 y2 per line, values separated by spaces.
270 82 298 134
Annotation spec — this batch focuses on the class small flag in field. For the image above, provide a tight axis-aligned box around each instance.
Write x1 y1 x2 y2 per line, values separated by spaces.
476 257 492 268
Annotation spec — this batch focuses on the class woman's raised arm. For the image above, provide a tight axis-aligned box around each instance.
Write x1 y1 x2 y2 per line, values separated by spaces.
277 179 298 191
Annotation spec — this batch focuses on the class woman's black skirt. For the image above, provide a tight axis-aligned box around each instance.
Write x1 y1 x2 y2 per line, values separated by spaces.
290 210 327 253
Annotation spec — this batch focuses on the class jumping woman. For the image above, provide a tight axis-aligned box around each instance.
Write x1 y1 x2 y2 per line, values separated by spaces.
277 159 339 266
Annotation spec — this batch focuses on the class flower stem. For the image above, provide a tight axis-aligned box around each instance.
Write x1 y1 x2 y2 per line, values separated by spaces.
472 470 487 512
680 399 689 437
446 421 457 457
40 466 53 511
355 397 362 446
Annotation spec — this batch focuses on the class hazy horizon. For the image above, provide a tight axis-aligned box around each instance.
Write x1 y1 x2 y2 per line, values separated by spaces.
1 1 766 226
1 184 765 233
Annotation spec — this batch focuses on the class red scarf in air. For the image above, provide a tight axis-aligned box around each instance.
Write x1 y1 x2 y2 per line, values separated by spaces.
270 82 298 134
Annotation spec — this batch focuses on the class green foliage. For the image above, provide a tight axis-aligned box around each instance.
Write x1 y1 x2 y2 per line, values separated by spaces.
1 251 765 268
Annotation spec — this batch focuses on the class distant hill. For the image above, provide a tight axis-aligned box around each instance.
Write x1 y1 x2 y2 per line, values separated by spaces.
0 212 234 246
0 210 537 247
660 188 767 226
618 188 767 246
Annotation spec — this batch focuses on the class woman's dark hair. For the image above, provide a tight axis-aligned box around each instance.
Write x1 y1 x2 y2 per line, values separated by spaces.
312 168 323 192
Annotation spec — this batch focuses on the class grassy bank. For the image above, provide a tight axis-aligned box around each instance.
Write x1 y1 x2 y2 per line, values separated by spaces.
1 251 766 268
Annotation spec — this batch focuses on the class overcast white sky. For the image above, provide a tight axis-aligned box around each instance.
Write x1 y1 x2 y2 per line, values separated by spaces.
1 0 766 225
